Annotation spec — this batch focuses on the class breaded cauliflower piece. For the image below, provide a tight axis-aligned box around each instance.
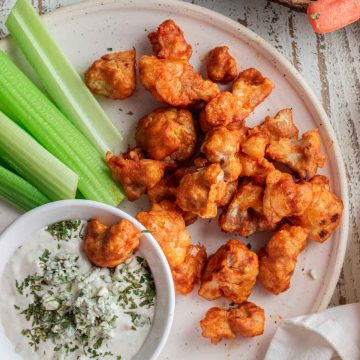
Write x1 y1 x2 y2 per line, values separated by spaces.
238 154 275 186
263 170 313 225
291 175 343 243
136 107 196 161
172 245 207 295
83 218 141 268
136 201 191 268
200 302 265 344
199 92 246 132
260 108 299 141
106 148 169 201
200 307 235 344
258 226 308 294
198 239 259 303
217 180 238 208
241 127 270 160
266 128 325 179
207 46 237 83
147 174 198 226
148 19 192 60
219 181 275 237
232 68 275 111
85 49 136 99
139 55 220 107
200 68 274 132
200 123 246 181
176 163 227 218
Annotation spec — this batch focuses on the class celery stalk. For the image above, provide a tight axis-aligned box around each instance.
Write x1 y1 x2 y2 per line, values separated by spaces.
0 165 50 211
0 111 78 201
6 0 122 155
0 52 124 206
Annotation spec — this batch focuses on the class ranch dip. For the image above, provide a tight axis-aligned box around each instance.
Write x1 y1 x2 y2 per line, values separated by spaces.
0 219 156 360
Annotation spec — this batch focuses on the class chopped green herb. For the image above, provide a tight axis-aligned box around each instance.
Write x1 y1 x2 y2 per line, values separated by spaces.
107 47 113 51
38 248 50 264
14 304 20 310
126 111 133 116
310 13 320 20
46 219 81 241
141 229 152 234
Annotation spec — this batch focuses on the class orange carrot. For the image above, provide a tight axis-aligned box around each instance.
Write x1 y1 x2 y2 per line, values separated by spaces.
307 0 360 33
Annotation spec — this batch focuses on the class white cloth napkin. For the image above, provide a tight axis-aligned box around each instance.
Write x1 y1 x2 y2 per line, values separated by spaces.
265 303 360 360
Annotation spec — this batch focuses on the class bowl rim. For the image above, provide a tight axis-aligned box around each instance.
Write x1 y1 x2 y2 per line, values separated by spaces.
0 199 175 360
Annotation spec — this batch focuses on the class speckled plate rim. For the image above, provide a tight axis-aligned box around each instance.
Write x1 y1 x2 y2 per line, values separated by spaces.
1 0 349 312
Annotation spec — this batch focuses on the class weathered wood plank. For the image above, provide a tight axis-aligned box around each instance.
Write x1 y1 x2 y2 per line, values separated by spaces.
0 0 359 306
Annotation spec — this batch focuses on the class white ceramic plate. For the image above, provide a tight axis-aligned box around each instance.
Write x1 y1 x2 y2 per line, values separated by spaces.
0 1 349 359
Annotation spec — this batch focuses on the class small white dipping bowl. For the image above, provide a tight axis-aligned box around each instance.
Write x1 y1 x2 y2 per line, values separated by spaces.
0 200 175 360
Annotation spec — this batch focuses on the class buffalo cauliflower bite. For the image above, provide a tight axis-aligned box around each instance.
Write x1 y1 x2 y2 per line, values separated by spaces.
200 124 246 181
241 127 270 160
258 226 308 294
232 68 275 112
83 218 141 268
263 170 313 225
139 55 220 107
260 108 299 141
136 107 196 161
207 46 237 83
228 302 265 338
198 239 259 304
238 154 275 186
106 148 168 201
200 68 274 132
291 175 343 243
217 180 238 208
176 163 227 218
136 201 191 268
266 128 326 180
199 92 246 133
219 181 275 237
172 245 207 295
85 49 136 99
148 19 192 60
200 302 265 344
200 307 235 344
147 174 198 226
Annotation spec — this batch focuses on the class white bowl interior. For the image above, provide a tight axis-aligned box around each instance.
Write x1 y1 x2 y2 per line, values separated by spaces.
0 200 175 360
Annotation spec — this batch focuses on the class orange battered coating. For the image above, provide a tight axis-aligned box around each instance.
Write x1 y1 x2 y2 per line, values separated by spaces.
219 181 275 237
83 218 141 268
176 163 227 218
260 108 299 141
258 226 308 294
172 245 207 295
139 55 220 107
136 107 197 161
217 180 238 208
266 128 325 179
200 302 265 344
106 148 168 202
147 175 198 226
199 239 259 304
232 68 275 112
199 92 246 132
241 127 270 160
200 123 246 181
136 201 191 268
207 46 237 83
148 19 192 60
200 68 274 132
291 175 343 243
238 154 275 186
263 170 313 225
85 49 136 100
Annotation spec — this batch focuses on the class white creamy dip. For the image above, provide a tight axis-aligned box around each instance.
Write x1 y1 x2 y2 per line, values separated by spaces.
0 219 156 360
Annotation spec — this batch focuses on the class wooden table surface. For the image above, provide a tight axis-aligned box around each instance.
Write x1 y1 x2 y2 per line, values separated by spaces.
0 0 359 307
